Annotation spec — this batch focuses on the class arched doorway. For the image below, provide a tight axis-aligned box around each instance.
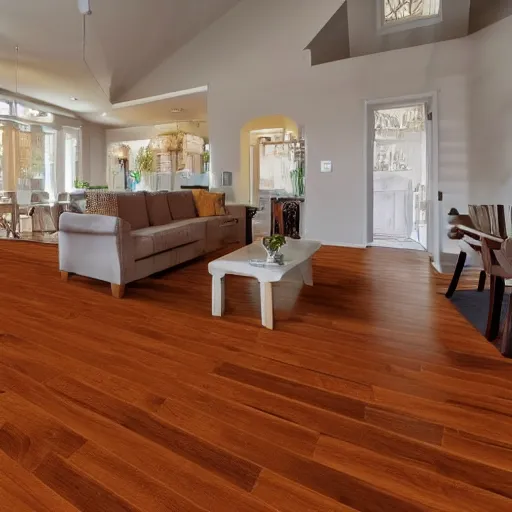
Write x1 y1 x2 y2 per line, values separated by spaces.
240 115 304 238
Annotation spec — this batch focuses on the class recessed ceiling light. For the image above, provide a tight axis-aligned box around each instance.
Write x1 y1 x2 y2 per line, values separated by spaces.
70 97 78 101
101 112 107 117
171 108 184 113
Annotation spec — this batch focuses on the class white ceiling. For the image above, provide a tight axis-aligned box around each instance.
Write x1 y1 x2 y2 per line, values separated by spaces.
0 0 239 125
107 90 208 128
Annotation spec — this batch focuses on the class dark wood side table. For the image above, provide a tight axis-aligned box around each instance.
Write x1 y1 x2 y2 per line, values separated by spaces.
245 206 258 245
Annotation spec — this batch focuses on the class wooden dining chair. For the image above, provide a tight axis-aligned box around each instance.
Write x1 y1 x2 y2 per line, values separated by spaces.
481 236 512 355
445 205 508 299
446 205 512 347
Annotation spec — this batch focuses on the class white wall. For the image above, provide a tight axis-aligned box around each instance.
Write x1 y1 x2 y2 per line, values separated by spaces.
120 0 478 247
81 122 106 186
468 16 512 205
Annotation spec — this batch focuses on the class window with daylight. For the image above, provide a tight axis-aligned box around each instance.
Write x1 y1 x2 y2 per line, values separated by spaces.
64 129 80 192
0 101 11 116
380 0 442 32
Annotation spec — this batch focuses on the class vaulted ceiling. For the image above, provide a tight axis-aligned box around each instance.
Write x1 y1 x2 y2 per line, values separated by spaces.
0 0 240 123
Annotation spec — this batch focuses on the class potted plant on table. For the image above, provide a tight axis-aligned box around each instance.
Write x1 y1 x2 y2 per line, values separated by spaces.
262 235 287 264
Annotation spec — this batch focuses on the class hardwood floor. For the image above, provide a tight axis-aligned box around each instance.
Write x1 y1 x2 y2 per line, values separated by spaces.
1 241 512 511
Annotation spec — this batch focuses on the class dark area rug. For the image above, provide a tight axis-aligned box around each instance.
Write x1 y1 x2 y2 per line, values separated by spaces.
450 290 509 336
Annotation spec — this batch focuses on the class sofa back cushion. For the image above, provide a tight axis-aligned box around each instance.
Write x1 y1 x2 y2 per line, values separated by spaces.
117 192 150 230
167 191 197 220
146 191 172 226
85 190 149 230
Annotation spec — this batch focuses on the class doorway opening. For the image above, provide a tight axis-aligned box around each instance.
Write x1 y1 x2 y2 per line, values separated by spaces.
369 101 432 252
240 115 304 240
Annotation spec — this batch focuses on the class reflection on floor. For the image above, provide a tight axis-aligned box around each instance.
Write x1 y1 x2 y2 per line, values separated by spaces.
0 230 58 244
372 234 425 251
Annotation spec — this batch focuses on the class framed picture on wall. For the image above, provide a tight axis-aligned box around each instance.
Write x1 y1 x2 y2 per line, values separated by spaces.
222 171 233 187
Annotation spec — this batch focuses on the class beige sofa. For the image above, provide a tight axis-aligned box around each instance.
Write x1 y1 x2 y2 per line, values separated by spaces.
59 190 246 297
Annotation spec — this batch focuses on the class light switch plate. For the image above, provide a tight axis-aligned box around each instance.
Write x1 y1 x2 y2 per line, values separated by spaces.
321 161 332 173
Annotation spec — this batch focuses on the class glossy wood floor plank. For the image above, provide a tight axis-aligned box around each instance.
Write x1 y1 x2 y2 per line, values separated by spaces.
1 241 512 511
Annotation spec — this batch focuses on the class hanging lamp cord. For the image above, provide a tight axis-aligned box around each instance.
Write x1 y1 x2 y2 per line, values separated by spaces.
82 13 110 104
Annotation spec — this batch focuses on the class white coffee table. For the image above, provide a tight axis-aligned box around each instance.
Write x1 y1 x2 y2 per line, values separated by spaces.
208 239 321 329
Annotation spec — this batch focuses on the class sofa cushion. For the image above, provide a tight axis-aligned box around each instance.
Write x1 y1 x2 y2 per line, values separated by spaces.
131 218 207 260
117 192 150 230
146 191 172 226
191 189 216 217
85 191 119 217
192 190 227 217
167 191 197 220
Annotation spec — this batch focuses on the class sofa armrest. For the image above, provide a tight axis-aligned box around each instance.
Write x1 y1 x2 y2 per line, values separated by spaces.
59 213 135 285
59 212 131 235
226 204 246 219
225 204 248 244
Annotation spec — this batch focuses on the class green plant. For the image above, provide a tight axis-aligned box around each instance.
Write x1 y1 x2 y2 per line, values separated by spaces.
135 145 154 173
130 169 142 184
74 179 90 189
290 165 305 197
263 234 286 252
202 150 210 174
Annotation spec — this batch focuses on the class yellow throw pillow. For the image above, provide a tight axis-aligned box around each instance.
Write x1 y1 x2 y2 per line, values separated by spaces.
192 189 216 217
212 192 227 216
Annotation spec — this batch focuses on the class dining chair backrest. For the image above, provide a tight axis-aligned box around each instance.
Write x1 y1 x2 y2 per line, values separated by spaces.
468 205 512 239
31 191 50 203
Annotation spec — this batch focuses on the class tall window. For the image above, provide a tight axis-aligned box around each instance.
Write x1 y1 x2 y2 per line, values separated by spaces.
383 0 441 23
0 101 10 116
64 129 80 192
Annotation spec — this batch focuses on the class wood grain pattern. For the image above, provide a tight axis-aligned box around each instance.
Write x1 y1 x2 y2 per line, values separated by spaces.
1 240 512 511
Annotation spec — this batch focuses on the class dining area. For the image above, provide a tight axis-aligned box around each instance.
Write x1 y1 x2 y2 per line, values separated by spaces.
0 190 85 241
445 205 512 357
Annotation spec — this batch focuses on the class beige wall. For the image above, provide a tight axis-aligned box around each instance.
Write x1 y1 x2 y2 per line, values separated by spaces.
467 16 512 204
118 0 507 248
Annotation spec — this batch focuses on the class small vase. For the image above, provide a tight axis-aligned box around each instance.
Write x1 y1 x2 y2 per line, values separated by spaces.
261 238 282 264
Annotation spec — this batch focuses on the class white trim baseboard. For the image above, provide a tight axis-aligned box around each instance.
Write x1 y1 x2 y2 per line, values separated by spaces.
322 242 367 248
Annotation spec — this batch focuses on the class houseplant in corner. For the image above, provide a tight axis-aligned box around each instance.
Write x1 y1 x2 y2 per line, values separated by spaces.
262 234 286 264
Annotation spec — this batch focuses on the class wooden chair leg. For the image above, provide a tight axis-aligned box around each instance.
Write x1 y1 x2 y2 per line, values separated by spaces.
61 271 69 282
111 284 126 299
445 251 467 298
477 270 486 292
486 275 505 341
500 294 512 357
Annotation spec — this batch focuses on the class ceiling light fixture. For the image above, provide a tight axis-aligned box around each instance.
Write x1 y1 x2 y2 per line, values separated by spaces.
77 0 92 15
70 97 78 101
101 112 107 117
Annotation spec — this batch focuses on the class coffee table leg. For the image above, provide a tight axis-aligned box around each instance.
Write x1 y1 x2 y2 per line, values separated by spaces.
212 275 225 317
301 258 314 286
260 281 274 329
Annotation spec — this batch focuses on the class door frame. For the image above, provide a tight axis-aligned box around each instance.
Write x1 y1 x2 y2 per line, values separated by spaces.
363 92 440 268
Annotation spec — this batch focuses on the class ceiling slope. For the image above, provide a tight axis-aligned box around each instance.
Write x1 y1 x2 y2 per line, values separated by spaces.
0 0 240 115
